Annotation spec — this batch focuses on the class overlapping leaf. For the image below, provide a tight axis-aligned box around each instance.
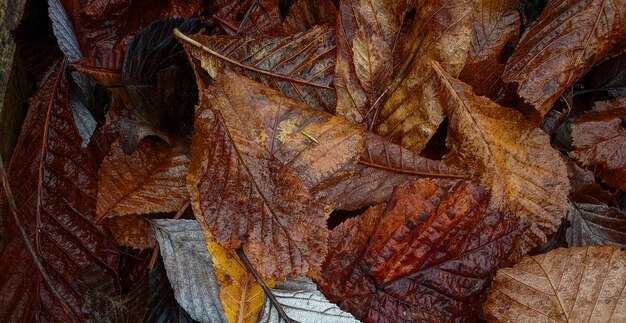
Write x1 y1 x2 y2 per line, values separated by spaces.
0 62 120 321
459 0 520 98
107 214 157 249
152 219 227 323
319 179 520 322
212 0 283 36
503 0 626 117
335 0 474 152
484 245 626 322
568 196 626 249
433 61 570 253
570 98 626 190
177 24 336 113
143 262 196 323
96 139 189 221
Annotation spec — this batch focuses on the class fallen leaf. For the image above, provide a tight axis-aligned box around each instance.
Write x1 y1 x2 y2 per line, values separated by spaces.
280 0 337 33
319 179 520 322
188 69 336 279
433 61 570 253
80 265 149 322
484 245 626 322
0 61 120 321
107 214 157 250
318 132 469 211
258 277 359 323
177 24 336 113
458 0 520 98
152 219 227 323
502 0 626 117
96 139 189 221
570 97 626 190
568 194 626 249
212 0 283 36
334 0 474 152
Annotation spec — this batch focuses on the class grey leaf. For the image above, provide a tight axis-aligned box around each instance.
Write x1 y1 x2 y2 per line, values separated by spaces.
70 80 96 147
48 0 82 62
152 219 227 323
567 201 626 248
259 277 360 323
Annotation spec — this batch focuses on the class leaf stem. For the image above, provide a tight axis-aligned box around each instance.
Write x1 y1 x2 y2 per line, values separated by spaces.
235 248 293 323
357 160 471 179
0 157 79 322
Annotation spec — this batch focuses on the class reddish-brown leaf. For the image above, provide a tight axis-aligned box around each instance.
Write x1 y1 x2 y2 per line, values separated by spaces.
334 0 474 152
107 214 156 250
433 61 570 254
484 245 626 322
280 0 337 33
570 97 626 190
319 132 469 211
503 0 626 117
96 139 189 222
459 0 520 98
212 0 284 36
319 179 520 322
0 62 120 321
178 24 336 113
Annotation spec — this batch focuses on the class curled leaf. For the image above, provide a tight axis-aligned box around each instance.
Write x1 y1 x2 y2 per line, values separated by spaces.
503 0 626 117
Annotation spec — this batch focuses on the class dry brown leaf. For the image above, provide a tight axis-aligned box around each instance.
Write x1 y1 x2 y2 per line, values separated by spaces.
484 245 626 322
177 25 336 113
570 97 626 190
107 214 156 249
96 139 189 221
503 0 626 117
335 0 474 152
432 61 570 254
459 0 520 98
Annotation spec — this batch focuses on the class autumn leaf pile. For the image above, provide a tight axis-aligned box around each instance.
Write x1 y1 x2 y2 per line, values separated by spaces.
1 0 626 322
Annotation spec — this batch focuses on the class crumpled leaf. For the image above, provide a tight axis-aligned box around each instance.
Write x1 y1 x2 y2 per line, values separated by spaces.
503 0 626 117
335 0 474 152
188 69 337 279
143 262 196 323
0 61 120 321
96 139 189 222
433 61 570 253
152 219 227 323
319 179 520 322
80 265 149 322
570 97 626 190
177 24 336 113
568 195 626 249
120 18 207 154
458 0 520 98
484 245 626 322
258 277 359 323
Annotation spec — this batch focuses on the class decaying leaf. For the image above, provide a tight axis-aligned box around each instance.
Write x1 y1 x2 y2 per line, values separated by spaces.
433 61 570 253
280 0 337 33
177 24 336 113
152 219 227 323
0 62 120 321
96 139 189 221
484 245 626 322
213 0 284 36
503 0 626 117
570 97 626 190
143 262 195 323
188 69 358 279
319 179 520 322
258 277 359 323
335 0 474 152
459 0 520 98
568 194 626 249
